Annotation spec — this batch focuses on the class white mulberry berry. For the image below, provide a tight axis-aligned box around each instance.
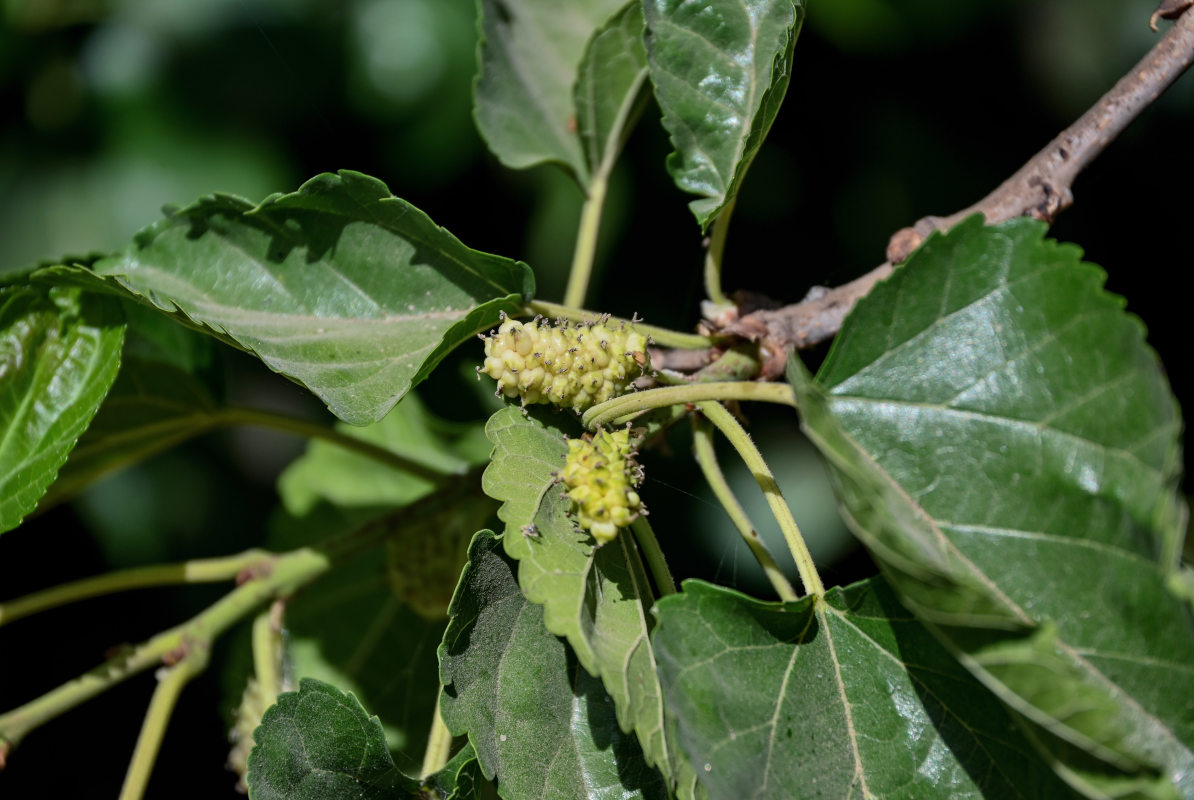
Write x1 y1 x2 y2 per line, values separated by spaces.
478 314 649 411
558 428 644 545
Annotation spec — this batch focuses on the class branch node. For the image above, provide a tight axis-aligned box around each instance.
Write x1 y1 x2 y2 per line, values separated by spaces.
1152 0 1193 32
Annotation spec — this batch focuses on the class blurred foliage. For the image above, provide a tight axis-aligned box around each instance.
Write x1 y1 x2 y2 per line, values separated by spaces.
1 0 1191 795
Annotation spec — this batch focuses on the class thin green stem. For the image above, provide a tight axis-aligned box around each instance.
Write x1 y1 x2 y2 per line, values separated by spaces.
251 608 284 708
563 175 610 309
0 549 271 628
0 547 331 752
703 199 736 308
0 474 481 754
629 516 676 597
118 652 208 800
691 418 797 602
583 382 796 429
420 693 453 779
523 299 713 350
218 407 461 481
696 402 824 597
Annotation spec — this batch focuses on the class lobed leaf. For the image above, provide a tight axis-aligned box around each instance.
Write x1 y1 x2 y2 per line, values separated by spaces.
791 217 1194 799
438 530 667 800
653 577 1081 799
643 0 804 228
0 286 125 534
35 171 533 425
481 406 677 786
473 0 627 185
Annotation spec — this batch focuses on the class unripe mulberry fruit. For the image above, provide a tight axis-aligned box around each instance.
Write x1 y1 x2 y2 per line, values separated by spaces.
228 678 269 793
478 314 649 411
558 427 644 544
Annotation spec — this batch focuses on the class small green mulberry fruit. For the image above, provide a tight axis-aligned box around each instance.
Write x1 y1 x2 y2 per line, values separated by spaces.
478 314 649 411
558 427 644 545
227 677 269 793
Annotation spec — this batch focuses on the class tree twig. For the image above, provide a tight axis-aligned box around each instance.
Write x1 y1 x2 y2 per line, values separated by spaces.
718 7 1194 378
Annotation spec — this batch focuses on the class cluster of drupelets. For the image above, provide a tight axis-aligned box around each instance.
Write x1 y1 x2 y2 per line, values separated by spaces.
477 313 649 412
556 427 645 545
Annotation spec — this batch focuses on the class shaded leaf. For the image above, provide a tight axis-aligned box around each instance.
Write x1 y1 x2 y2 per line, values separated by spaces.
422 742 484 800
643 0 804 228
791 217 1194 798
0 286 124 534
438 530 667 800
283 549 449 772
36 171 533 425
279 392 490 518
482 407 676 784
653 577 1081 800
474 0 626 185
40 356 219 510
575 2 652 180
246 678 419 800
269 396 493 767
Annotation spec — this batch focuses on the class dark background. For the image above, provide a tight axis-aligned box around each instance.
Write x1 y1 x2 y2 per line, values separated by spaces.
1 0 1191 795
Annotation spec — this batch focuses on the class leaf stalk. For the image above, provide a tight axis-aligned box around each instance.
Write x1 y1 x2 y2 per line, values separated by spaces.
563 174 610 310
696 401 824 597
583 381 796 429
691 417 798 602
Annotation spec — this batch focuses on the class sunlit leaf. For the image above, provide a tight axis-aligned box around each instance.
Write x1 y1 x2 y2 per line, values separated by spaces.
0 286 124 534
482 406 677 785
643 0 804 228
791 217 1194 799
653 577 1081 799
473 0 626 185
35 171 533 425
438 530 667 800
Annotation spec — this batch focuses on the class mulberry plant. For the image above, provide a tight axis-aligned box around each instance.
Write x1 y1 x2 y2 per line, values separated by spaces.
1 3 1193 800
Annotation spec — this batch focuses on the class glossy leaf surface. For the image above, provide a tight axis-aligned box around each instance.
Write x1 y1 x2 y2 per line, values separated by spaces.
653 577 1080 799
438 530 667 800
792 217 1194 798
0 286 124 533
474 0 626 185
37 171 533 425
482 407 676 784
643 0 804 228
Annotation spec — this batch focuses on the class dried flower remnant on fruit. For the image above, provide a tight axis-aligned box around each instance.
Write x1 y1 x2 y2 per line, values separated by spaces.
477 314 649 411
558 427 644 544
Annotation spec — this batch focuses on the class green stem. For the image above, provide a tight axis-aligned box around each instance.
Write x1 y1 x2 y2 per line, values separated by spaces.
630 516 676 597
0 547 331 752
0 549 271 628
696 402 824 597
691 418 798 602
218 407 461 481
251 608 284 707
583 382 796 429
0 474 482 754
562 174 610 310
524 299 713 350
420 693 453 780
703 199 736 308
118 652 208 800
